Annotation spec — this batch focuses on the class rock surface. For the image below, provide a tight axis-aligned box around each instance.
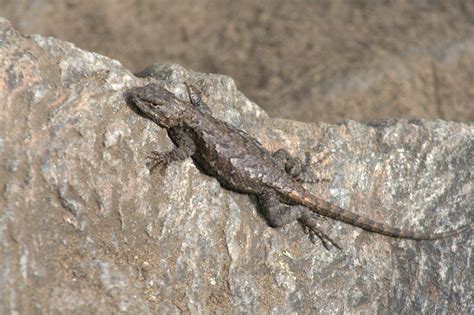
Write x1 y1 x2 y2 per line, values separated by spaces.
0 18 472 314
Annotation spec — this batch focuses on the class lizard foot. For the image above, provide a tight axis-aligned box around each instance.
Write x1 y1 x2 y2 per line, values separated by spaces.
304 225 342 250
300 213 341 250
296 152 329 183
145 151 169 172
272 149 329 184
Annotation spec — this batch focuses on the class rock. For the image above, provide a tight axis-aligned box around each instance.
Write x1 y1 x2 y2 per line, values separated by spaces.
0 18 471 314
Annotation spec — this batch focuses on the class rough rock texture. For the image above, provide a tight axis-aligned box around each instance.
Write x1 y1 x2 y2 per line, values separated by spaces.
0 18 472 314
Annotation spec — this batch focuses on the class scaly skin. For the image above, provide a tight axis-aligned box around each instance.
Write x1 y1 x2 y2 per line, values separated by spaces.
128 82 471 249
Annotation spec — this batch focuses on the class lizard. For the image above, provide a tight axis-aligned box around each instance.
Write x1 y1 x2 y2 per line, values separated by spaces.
127 81 471 250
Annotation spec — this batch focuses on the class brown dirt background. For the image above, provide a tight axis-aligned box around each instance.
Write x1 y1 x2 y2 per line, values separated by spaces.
2 0 473 123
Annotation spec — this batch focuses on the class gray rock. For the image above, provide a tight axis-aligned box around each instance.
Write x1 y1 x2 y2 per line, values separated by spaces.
0 18 472 314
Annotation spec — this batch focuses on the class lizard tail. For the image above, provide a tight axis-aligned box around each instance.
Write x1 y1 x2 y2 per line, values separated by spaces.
290 191 472 240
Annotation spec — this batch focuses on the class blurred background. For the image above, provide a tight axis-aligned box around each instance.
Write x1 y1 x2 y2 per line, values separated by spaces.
1 0 473 123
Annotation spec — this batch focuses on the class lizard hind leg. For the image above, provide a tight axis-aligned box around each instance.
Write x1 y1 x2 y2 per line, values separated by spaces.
272 149 323 183
258 189 341 250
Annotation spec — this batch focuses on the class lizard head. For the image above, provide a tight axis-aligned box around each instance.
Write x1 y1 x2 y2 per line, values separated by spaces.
129 83 186 128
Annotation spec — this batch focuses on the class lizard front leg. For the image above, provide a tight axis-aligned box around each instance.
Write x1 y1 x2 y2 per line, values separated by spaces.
258 189 341 250
185 82 212 114
146 126 196 172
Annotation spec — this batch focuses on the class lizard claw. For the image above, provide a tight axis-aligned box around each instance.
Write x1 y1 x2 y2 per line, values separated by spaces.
145 151 169 172
301 217 341 250
304 226 342 250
